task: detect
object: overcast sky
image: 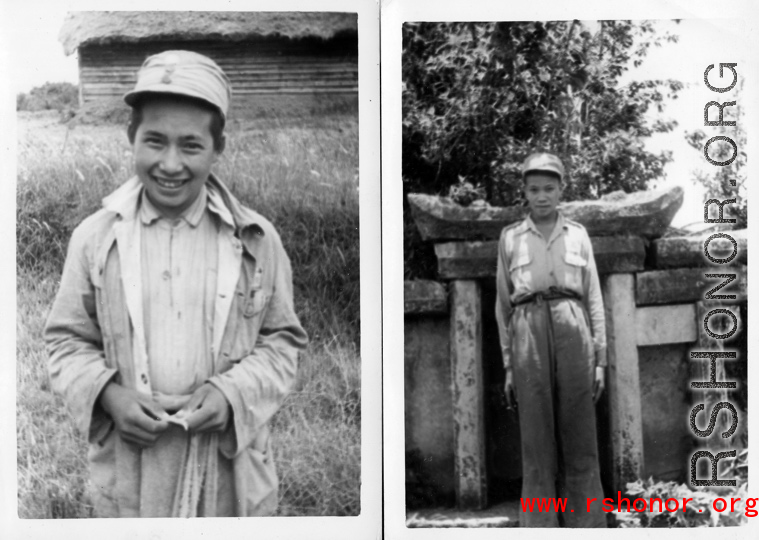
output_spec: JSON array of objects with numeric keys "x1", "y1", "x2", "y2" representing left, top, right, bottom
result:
[
  {"x1": 7, "y1": 8, "x2": 78, "y2": 93},
  {"x1": 619, "y1": 18, "x2": 749, "y2": 228},
  {"x1": 3, "y1": 10, "x2": 752, "y2": 226}
]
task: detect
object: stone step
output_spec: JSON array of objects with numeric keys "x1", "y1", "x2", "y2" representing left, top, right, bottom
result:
[{"x1": 406, "y1": 501, "x2": 520, "y2": 528}]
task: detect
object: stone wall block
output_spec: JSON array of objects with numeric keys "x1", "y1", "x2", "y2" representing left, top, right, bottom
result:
[
  {"x1": 405, "y1": 280, "x2": 449, "y2": 315},
  {"x1": 653, "y1": 230, "x2": 747, "y2": 269},
  {"x1": 636, "y1": 266, "x2": 747, "y2": 306}
]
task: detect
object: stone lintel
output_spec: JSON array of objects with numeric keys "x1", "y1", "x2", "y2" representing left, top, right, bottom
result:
[
  {"x1": 408, "y1": 186, "x2": 683, "y2": 241},
  {"x1": 434, "y1": 237, "x2": 644, "y2": 279},
  {"x1": 636, "y1": 266, "x2": 747, "y2": 306},
  {"x1": 404, "y1": 280, "x2": 448, "y2": 315},
  {"x1": 450, "y1": 280, "x2": 487, "y2": 510},
  {"x1": 590, "y1": 236, "x2": 645, "y2": 275},
  {"x1": 435, "y1": 242, "x2": 498, "y2": 280}
]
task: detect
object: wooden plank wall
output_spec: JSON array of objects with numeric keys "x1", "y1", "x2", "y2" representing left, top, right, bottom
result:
[{"x1": 78, "y1": 37, "x2": 358, "y2": 103}]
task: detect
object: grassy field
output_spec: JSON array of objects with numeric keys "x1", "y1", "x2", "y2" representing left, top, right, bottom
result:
[{"x1": 16, "y1": 110, "x2": 361, "y2": 517}]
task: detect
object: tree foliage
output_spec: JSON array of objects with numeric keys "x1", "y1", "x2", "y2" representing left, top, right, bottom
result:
[
  {"x1": 685, "y1": 79, "x2": 746, "y2": 229},
  {"x1": 402, "y1": 21, "x2": 682, "y2": 207}
]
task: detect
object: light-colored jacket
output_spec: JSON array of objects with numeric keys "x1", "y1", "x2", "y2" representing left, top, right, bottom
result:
[{"x1": 44, "y1": 174, "x2": 308, "y2": 517}]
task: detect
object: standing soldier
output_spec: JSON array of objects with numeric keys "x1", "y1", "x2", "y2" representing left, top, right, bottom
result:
[
  {"x1": 495, "y1": 152, "x2": 607, "y2": 527},
  {"x1": 45, "y1": 50, "x2": 308, "y2": 517}
]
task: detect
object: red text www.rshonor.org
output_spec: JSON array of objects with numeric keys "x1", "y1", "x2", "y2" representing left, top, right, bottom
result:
[{"x1": 520, "y1": 493, "x2": 759, "y2": 517}]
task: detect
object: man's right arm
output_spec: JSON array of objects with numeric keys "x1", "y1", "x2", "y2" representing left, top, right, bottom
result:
[
  {"x1": 495, "y1": 228, "x2": 514, "y2": 369},
  {"x1": 495, "y1": 228, "x2": 517, "y2": 407},
  {"x1": 44, "y1": 223, "x2": 119, "y2": 442}
]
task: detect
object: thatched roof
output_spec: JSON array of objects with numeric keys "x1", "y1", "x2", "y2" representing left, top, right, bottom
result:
[{"x1": 59, "y1": 11, "x2": 358, "y2": 55}]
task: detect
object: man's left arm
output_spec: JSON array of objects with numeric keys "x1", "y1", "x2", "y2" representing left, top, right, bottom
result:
[
  {"x1": 205, "y1": 230, "x2": 308, "y2": 457},
  {"x1": 581, "y1": 231, "x2": 607, "y2": 368},
  {"x1": 580, "y1": 231, "x2": 607, "y2": 401}
]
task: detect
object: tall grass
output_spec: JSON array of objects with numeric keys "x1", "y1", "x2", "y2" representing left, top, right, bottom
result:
[{"x1": 16, "y1": 112, "x2": 361, "y2": 517}]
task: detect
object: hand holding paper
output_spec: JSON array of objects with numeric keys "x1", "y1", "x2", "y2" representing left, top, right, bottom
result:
[{"x1": 179, "y1": 383, "x2": 232, "y2": 433}]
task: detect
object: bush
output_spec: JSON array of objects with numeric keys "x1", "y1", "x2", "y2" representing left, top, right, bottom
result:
[
  {"x1": 17, "y1": 82, "x2": 79, "y2": 113},
  {"x1": 403, "y1": 21, "x2": 681, "y2": 204},
  {"x1": 617, "y1": 450, "x2": 749, "y2": 527}
]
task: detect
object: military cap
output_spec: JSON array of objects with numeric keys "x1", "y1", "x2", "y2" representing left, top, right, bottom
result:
[
  {"x1": 124, "y1": 50, "x2": 232, "y2": 119},
  {"x1": 521, "y1": 152, "x2": 565, "y2": 181}
]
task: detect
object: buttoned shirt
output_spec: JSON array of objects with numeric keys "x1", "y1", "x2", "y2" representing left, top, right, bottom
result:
[
  {"x1": 140, "y1": 186, "x2": 221, "y2": 395},
  {"x1": 136, "y1": 185, "x2": 237, "y2": 515},
  {"x1": 495, "y1": 213, "x2": 607, "y2": 368}
]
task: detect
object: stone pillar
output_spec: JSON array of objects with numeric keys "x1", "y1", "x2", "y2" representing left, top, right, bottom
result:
[
  {"x1": 449, "y1": 279, "x2": 487, "y2": 509},
  {"x1": 603, "y1": 274, "x2": 645, "y2": 490}
]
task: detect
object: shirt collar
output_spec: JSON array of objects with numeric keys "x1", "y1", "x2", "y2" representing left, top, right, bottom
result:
[
  {"x1": 103, "y1": 175, "x2": 263, "y2": 235},
  {"x1": 521, "y1": 212, "x2": 568, "y2": 236},
  {"x1": 206, "y1": 182, "x2": 235, "y2": 229},
  {"x1": 139, "y1": 185, "x2": 209, "y2": 227}
]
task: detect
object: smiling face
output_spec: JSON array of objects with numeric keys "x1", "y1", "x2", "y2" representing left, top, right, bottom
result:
[
  {"x1": 132, "y1": 97, "x2": 223, "y2": 219},
  {"x1": 524, "y1": 172, "x2": 563, "y2": 223}
]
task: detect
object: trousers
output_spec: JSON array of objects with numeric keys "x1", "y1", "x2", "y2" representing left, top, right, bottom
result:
[{"x1": 510, "y1": 297, "x2": 606, "y2": 527}]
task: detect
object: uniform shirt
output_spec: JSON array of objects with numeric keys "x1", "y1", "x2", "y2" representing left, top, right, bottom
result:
[{"x1": 495, "y1": 212, "x2": 607, "y2": 368}]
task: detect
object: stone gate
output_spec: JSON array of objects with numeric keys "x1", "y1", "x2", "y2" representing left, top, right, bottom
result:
[{"x1": 404, "y1": 186, "x2": 747, "y2": 510}]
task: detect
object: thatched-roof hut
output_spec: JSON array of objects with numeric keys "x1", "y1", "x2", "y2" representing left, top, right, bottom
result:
[{"x1": 59, "y1": 11, "x2": 358, "y2": 118}]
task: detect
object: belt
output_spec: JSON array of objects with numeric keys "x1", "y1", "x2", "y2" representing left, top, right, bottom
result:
[{"x1": 513, "y1": 286, "x2": 582, "y2": 306}]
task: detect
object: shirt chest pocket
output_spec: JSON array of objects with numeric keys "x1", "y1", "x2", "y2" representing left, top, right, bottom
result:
[
  {"x1": 509, "y1": 252, "x2": 532, "y2": 273},
  {"x1": 243, "y1": 286, "x2": 269, "y2": 319},
  {"x1": 562, "y1": 248, "x2": 587, "y2": 290},
  {"x1": 225, "y1": 285, "x2": 271, "y2": 363},
  {"x1": 508, "y1": 251, "x2": 532, "y2": 290},
  {"x1": 564, "y1": 251, "x2": 587, "y2": 268}
]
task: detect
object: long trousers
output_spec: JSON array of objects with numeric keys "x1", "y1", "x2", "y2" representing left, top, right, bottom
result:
[{"x1": 510, "y1": 297, "x2": 606, "y2": 528}]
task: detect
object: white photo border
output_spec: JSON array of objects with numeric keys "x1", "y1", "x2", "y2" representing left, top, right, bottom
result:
[
  {"x1": 1, "y1": 0, "x2": 381, "y2": 538},
  {"x1": 382, "y1": 1, "x2": 758, "y2": 539}
]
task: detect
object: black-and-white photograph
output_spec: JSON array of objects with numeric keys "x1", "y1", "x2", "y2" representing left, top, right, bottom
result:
[
  {"x1": 5, "y1": 0, "x2": 758, "y2": 538},
  {"x1": 394, "y1": 15, "x2": 750, "y2": 530},
  {"x1": 6, "y1": 3, "x2": 380, "y2": 533}
]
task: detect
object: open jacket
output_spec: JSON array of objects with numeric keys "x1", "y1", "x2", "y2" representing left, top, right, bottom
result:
[{"x1": 44, "y1": 174, "x2": 308, "y2": 517}]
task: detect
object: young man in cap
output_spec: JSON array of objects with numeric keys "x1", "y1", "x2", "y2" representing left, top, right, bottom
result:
[
  {"x1": 45, "y1": 50, "x2": 308, "y2": 517},
  {"x1": 495, "y1": 152, "x2": 607, "y2": 527}
]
